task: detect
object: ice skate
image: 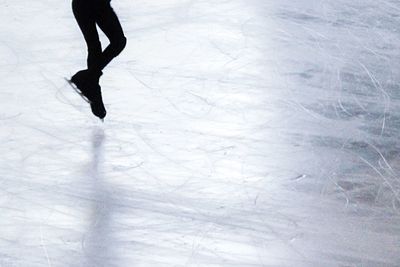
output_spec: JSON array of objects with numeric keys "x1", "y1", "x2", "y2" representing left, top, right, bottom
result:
[
  {"x1": 66, "y1": 74, "x2": 106, "y2": 120},
  {"x1": 65, "y1": 77, "x2": 91, "y2": 103},
  {"x1": 70, "y1": 69, "x2": 102, "y2": 103},
  {"x1": 89, "y1": 84, "x2": 107, "y2": 120}
]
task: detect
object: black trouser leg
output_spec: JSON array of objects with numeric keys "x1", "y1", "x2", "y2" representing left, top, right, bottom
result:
[
  {"x1": 95, "y1": 1, "x2": 127, "y2": 71},
  {"x1": 72, "y1": 0, "x2": 126, "y2": 73},
  {"x1": 72, "y1": 0, "x2": 102, "y2": 71}
]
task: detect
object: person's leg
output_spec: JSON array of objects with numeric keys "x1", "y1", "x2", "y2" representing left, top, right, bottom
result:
[
  {"x1": 72, "y1": 0, "x2": 102, "y2": 70},
  {"x1": 92, "y1": 0, "x2": 127, "y2": 72},
  {"x1": 70, "y1": 0, "x2": 123, "y2": 120}
]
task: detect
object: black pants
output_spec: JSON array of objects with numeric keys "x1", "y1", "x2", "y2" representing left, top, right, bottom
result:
[{"x1": 72, "y1": 0, "x2": 127, "y2": 73}]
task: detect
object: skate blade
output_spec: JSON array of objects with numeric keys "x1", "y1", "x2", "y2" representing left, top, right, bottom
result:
[{"x1": 64, "y1": 77, "x2": 91, "y2": 104}]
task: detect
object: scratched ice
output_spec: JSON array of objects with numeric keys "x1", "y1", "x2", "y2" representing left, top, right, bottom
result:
[{"x1": 0, "y1": 0, "x2": 400, "y2": 266}]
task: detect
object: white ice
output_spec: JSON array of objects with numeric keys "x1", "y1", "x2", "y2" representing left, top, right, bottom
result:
[{"x1": 1, "y1": 0, "x2": 400, "y2": 266}]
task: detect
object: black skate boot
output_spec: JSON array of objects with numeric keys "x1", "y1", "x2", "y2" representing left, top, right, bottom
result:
[
  {"x1": 70, "y1": 69, "x2": 103, "y2": 103},
  {"x1": 90, "y1": 84, "x2": 107, "y2": 120}
]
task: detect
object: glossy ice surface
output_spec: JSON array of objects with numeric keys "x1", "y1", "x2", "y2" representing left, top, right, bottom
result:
[{"x1": 1, "y1": 0, "x2": 400, "y2": 266}]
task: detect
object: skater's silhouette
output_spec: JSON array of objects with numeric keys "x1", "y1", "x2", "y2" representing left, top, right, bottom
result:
[{"x1": 70, "y1": 0, "x2": 127, "y2": 120}]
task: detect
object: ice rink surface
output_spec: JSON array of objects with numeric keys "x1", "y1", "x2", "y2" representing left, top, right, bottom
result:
[{"x1": 1, "y1": 0, "x2": 400, "y2": 266}]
